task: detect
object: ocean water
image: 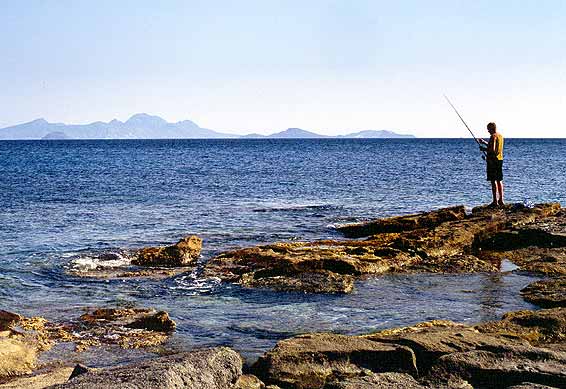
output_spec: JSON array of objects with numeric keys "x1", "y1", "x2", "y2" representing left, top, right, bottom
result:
[{"x1": 0, "y1": 138, "x2": 564, "y2": 363}]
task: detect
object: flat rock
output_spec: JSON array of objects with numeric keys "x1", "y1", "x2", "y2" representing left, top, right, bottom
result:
[
  {"x1": 428, "y1": 344, "x2": 566, "y2": 389},
  {"x1": 323, "y1": 372, "x2": 425, "y2": 388},
  {"x1": 133, "y1": 235, "x2": 202, "y2": 267},
  {"x1": 49, "y1": 348, "x2": 242, "y2": 389},
  {"x1": 336, "y1": 206, "x2": 467, "y2": 238},
  {"x1": 0, "y1": 367, "x2": 74, "y2": 389},
  {"x1": 251, "y1": 333, "x2": 417, "y2": 389},
  {"x1": 79, "y1": 308, "x2": 176, "y2": 332},
  {"x1": 521, "y1": 278, "x2": 566, "y2": 308},
  {"x1": 0, "y1": 338, "x2": 37, "y2": 380},
  {"x1": 506, "y1": 383, "x2": 561, "y2": 389},
  {"x1": 366, "y1": 320, "x2": 528, "y2": 373},
  {"x1": 240, "y1": 270, "x2": 354, "y2": 294},
  {"x1": 476, "y1": 308, "x2": 566, "y2": 346}
]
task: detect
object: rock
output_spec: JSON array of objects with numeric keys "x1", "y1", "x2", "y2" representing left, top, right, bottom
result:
[
  {"x1": 236, "y1": 374, "x2": 265, "y2": 389},
  {"x1": 133, "y1": 235, "x2": 202, "y2": 267},
  {"x1": 68, "y1": 364, "x2": 90, "y2": 380},
  {"x1": 0, "y1": 338, "x2": 36, "y2": 379},
  {"x1": 204, "y1": 204, "x2": 563, "y2": 293},
  {"x1": 428, "y1": 344, "x2": 566, "y2": 389},
  {"x1": 366, "y1": 320, "x2": 528, "y2": 373},
  {"x1": 50, "y1": 348, "x2": 242, "y2": 389},
  {"x1": 0, "y1": 366, "x2": 74, "y2": 389},
  {"x1": 476, "y1": 308, "x2": 566, "y2": 346},
  {"x1": 323, "y1": 372, "x2": 425, "y2": 388},
  {"x1": 79, "y1": 308, "x2": 176, "y2": 332},
  {"x1": 506, "y1": 384, "x2": 561, "y2": 389},
  {"x1": 521, "y1": 278, "x2": 566, "y2": 308},
  {"x1": 251, "y1": 333, "x2": 417, "y2": 389},
  {"x1": 0, "y1": 311, "x2": 22, "y2": 332},
  {"x1": 336, "y1": 206, "x2": 467, "y2": 238},
  {"x1": 240, "y1": 270, "x2": 355, "y2": 294}
]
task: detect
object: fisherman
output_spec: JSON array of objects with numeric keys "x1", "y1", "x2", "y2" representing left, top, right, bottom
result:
[{"x1": 478, "y1": 122, "x2": 504, "y2": 207}]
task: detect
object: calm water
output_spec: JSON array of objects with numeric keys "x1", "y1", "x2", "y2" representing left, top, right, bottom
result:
[{"x1": 0, "y1": 138, "x2": 564, "y2": 363}]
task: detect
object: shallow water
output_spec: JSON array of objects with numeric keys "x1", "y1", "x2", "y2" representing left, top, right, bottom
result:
[{"x1": 1, "y1": 138, "x2": 564, "y2": 363}]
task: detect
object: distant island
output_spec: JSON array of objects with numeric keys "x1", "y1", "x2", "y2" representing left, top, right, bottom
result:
[{"x1": 0, "y1": 114, "x2": 415, "y2": 140}]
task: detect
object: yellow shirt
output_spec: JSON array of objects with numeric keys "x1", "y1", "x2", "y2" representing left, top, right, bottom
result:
[{"x1": 488, "y1": 133, "x2": 504, "y2": 160}]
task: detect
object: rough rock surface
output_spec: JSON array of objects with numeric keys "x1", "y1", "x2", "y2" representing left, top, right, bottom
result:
[
  {"x1": 0, "y1": 338, "x2": 37, "y2": 380},
  {"x1": 521, "y1": 278, "x2": 566, "y2": 308},
  {"x1": 251, "y1": 333, "x2": 417, "y2": 389},
  {"x1": 204, "y1": 203, "x2": 561, "y2": 293},
  {"x1": 0, "y1": 367, "x2": 74, "y2": 389},
  {"x1": 366, "y1": 320, "x2": 529, "y2": 373},
  {"x1": 428, "y1": 344, "x2": 566, "y2": 389},
  {"x1": 50, "y1": 348, "x2": 242, "y2": 389},
  {"x1": 236, "y1": 374, "x2": 265, "y2": 389},
  {"x1": 323, "y1": 372, "x2": 425, "y2": 388},
  {"x1": 133, "y1": 235, "x2": 202, "y2": 267}
]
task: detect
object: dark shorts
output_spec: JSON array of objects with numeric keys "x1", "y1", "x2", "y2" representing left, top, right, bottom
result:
[{"x1": 487, "y1": 159, "x2": 503, "y2": 181}]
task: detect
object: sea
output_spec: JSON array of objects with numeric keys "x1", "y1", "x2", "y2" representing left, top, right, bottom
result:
[{"x1": 1, "y1": 138, "x2": 564, "y2": 364}]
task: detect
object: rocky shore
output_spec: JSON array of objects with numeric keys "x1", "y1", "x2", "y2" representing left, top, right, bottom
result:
[{"x1": 1, "y1": 203, "x2": 564, "y2": 388}]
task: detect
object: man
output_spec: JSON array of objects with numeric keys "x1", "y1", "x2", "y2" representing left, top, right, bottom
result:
[{"x1": 479, "y1": 122, "x2": 504, "y2": 207}]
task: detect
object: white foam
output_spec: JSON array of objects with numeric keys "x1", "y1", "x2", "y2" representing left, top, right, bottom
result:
[{"x1": 69, "y1": 253, "x2": 131, "y2": 272}]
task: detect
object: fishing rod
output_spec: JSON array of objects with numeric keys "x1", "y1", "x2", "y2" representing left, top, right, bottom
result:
[{"x1": 443, "y1": 95, "x2": 487, "y2": 160}]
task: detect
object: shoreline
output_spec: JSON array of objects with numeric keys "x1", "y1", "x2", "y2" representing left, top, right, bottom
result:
[{"x1": 1, "y1": 202, "x2": 564, "y2": 388}]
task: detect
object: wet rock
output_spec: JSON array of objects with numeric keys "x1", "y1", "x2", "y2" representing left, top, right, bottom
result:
[
  {"x1": 506, "y1": 383, "x2": 561, "y2": 389},
  {"x1": 50, "y1": 348, "x2": 242, "y2": 389},
  {"x1": 366, "y1": 320, "x2": 528, "y2": 373},
  {"x1": 336, "y1": 206, "x2": 467, "y2": 238},
  {"x1": 251, "y1": 333, "x2": 417, "y2": 389},
  {"x1": 476, "y1": 308, "x2": 566, "y2": 346},
  {"x1": 323, "y1": 372, "x2": 425, "y2": 388},
  {"x1": 521, "y1": 278, "x2": 566, "y2": 308},
  {"x1": 428, "y1": 344, "x2": 566, "y2": 389},
  {"x1": 133, "y1": 235, "x2": 202, "y2": 267},
  {"x1": 79, "y1": 308, "x2": 175, "y2": 332},
  {"x1": 0, "y1": 338, "x2": 36, "y2": 379},
  {"x1": 0, "y1": 366, "x2": 74, "y2": 388}
]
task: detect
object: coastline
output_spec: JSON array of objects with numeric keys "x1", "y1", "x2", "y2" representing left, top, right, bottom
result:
[{"x1": 1, "y1": 202, "x2": 565, "y2": 388}]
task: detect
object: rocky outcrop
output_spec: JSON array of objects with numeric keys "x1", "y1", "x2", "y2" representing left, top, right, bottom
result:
[
  {"x1": 323, "y1": 372, "x2": 426, "y2": 389},
  {"x1": 0, "y1": 338, "x2": 37, "y2": 380},
  {"x1": 203, "y1": 203, "x2": 562, "y2": 293},
  {"x1": 133, "y1": 235, "x2": 202, "y2": 267},
  {"x1": 521, "y1": 278, "x2": 566, "y2": 308},
  {"x1": 251, "y1": 333, "x2": 417, "y2": 389},
  {"x1": 0, "y1": 367, "x2": 74, "y2": 388},
  {"x1": 50, "y1": 348, "x2": 242, "y2": 389},
  {"x1": 428, "y1": 344, "x2": 566, "y2": 389}
]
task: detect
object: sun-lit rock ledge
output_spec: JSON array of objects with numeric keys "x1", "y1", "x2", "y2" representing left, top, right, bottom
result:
[{"x1": 203, "y1": 203, "x2": 564, "y2": 294}]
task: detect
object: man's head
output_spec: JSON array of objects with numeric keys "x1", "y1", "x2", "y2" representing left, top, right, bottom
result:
[{"x1": 487, "y1": 122, "x2": 497, "y2": 134}]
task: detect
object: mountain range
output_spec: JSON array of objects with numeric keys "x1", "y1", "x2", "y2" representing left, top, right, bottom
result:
[{"x1": 0, "y1": 114, "x2": 415, "y2": 140}]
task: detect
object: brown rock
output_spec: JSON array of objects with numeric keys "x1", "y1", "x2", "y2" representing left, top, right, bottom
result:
[
  {"x1": 0, "y1": 338, "x2": 36, "y2": 379},
  {"x1": 236, "y1": 374, "x2": 265, "y2": 389},
  {"x1": 240, "y1": 270, "x2": 354, "y2": 294},
  {"x1": 0, "y1": 366, "x2": 74, "y2": 389},
  {"x1": 366, "y1": 320, "x2": 528, "y2": 373},
  {"x1": 476, "y1": 308, "x2": 566, "y2": 346},
  {"x1": 0, "y1": 311, "x2": 22, "y2": 332},
  {"x1": 428, "y1": 344, "x2": 566, "y2": 389},
  {"x1": 252, "y1": 333, "x2": 417, "y2": 389},
  {"x1": 49, "y1": 348, "x2": 242, "y2": 389},
  {"x1": 336, "y1": 206, "x2": 467, "y2": 238},
  {"x1": 133, "y1": 235, "x2": 202, "y2": 267},
  {"x1": 323, "y1": 372, "x2": 425, "y2": 388},
  {"x1": 80, "y1": 308, "x2": 176, "y2": 332},
  {"x1": 521, "y1": 278, "x2": 566, "y2": 308}
]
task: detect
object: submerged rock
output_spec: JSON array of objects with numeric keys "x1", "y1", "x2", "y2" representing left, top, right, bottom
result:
[
  {"x1": 50, "y1": 348, "x2": 242, "y2": 389},
  {"x1": 204, "y1": 203, "x2": 562, "y2": 293},
  {"x1": 133, "y1": 235, "x2": 202, "y2": 267},
  {"x1": 251, "y1": 333, "x2": 417, "y2": 389},
  {"x1": 521, "y1": 278, "x2": 566, "y2": 308}
]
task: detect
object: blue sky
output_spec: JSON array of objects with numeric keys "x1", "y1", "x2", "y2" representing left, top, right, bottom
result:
[{"x1": 1, "y1": 0, "x2": 564, "y2": 137}]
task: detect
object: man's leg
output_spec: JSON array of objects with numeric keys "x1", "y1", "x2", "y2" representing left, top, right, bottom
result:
[
  {"x1": 497, "y1": 181, "x2": 504, "y2": 205},
  {"x1": 491, "y1": 180, "x2": 498, "y2": 205}
]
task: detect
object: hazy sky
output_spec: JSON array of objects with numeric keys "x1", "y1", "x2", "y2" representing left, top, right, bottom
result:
[{"x1": 1, "y1": 0, "x2": 564, "y2": 137}]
